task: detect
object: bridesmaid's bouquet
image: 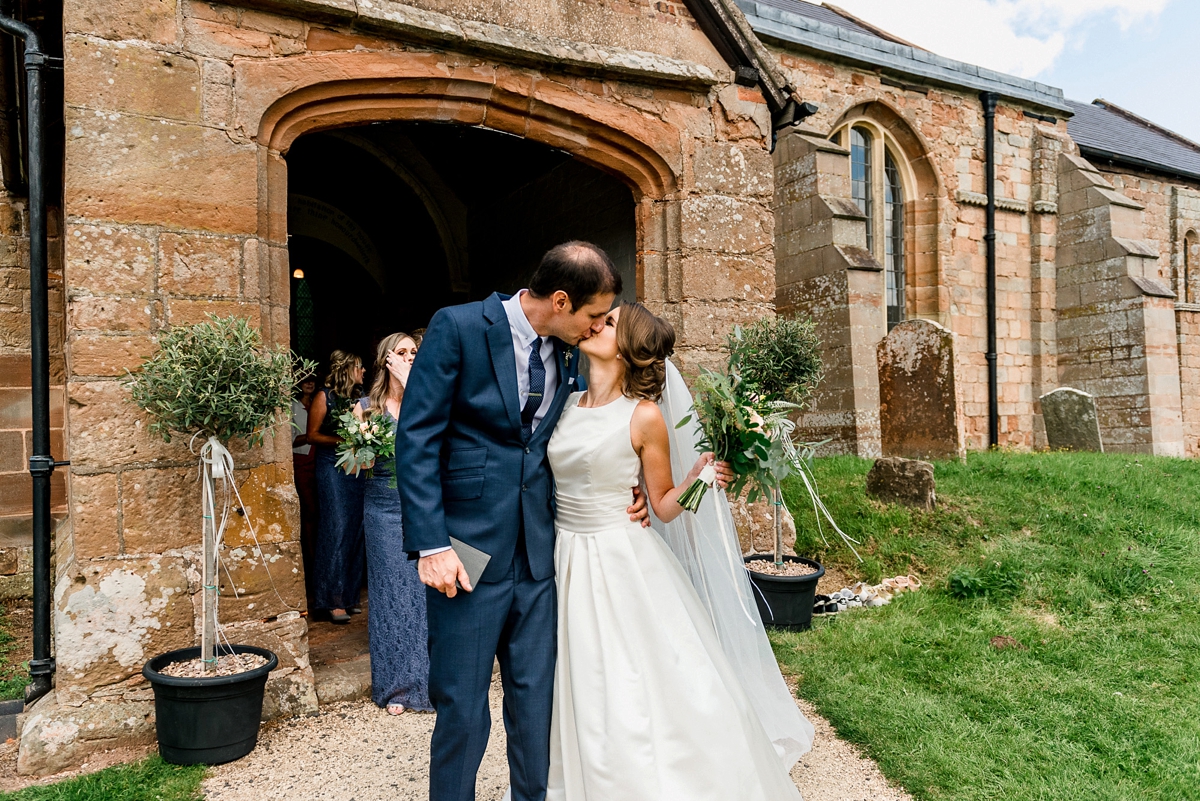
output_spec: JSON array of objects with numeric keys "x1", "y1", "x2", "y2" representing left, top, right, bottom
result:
[
  {"x1": 335, "y1": 409, "x2": 395, "y2": 478},
  {"x1": 676, "y1": 316, "x2": 823, "y2": 511}
]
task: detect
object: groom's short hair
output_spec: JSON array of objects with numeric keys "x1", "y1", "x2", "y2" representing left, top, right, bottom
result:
[{"x1": 529, "y1": 241, "x2": 622, "y2": 310}]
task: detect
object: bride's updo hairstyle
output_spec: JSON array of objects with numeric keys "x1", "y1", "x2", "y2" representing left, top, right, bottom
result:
[{"x1": 616, "y1": 302, "x2": 675, "y2": 402}]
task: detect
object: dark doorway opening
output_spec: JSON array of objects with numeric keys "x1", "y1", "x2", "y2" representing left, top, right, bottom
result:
[
  {"x1": 287, "y1": 122, "x2": 637, "y2": 368},
  {"x1": 285, "y1": 122, "x2": 637, "y2": 684}
]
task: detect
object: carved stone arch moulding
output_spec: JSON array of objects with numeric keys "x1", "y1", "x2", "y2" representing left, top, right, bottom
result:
[
  {"x1": 253, "y1": 65, "x2": 681, "y2": 203},
  {"x1": 247, "y1": 54, "x2": 685, "y2": 306},
  {"x1": 831, "y1": 98, "x2": 943, "y2": 201}
]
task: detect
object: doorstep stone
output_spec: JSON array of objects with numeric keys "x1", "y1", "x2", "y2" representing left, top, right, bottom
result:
[{"x1": 312, "y1": 654, "x2": 371, "y2": 705}]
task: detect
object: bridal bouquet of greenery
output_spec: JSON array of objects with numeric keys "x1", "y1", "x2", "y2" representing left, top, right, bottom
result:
[
  {"x1": 335, "y1": 409, "x2": 395, "y2": 478},
  {"x1": 676, "y1": 316, "x2": 823, "y2": 510}
]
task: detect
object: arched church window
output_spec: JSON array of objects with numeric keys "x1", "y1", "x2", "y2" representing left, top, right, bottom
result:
[
  {"x1": 850, "y1": 127, "x2": 873, "y2": 252},
  {"x1": 885, "y1": 152, "x2": 905, "y2": 329},
  {"x1": 834, "y1": 119, "x2": 913, "y2": 329}
]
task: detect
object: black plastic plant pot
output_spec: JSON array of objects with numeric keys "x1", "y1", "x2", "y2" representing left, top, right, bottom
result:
[
  {"x1": 143, "y1": 644, "x2": 277, "y2": 765},
  {"x1": 744, "y1": 555, "x2": 825, "y2": 631}
]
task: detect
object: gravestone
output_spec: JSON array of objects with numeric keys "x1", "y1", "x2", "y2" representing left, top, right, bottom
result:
[
  {"x1": 877, "y1": 319, "x2": 965, "y2": 460},
  {"x1": 866, "y1": 457, "x2": 936, "y2": 511},
  {"x1": 1040, "y1": 387, "x2": 1103, "y2": 452}
]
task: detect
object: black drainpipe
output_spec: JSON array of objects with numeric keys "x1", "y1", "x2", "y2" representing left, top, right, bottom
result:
[
  {"x1": 0, "y1": 12, "x2": 62, "y2": 707},
  {"x1": 981, "y1": 91, "x2": 999, "y2": 449}
]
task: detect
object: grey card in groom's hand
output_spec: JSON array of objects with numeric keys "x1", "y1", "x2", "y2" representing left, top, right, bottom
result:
[{"x1": 449, "y1": 537, "x2": 491, "y2": 590}]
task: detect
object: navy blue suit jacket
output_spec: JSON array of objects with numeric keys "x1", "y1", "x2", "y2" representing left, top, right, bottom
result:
[{"x1": 397, "y1": 293, "x2": 579, "y2": 584}]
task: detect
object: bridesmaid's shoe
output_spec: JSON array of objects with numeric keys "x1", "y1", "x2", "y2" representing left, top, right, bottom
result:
[
  {"x1": 386, "y1": 703, "x2": 405, "y2": 716},
  {"x1": 349, "y1": 607, "x2": 363, "y2": 615},
  {"x1": 330, "y1": 609, "x2": 351, "y2": 624}
]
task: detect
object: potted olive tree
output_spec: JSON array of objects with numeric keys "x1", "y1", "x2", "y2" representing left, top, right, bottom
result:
[
  {"x1": 678, "y1": 316, "x2": 855, "y2": 630},
  {"x1": 127, "y1": 314, "x2": 314, "y2": 765}
]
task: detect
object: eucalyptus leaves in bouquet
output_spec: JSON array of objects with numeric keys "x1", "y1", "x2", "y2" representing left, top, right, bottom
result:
[{"x1": 127, "y1": 314, "x2": 316, "y2": 446}]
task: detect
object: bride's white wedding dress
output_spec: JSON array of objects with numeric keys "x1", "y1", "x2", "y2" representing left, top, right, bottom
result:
[{"x1": 544, "y1": 393, "x2": 803, "y2": 800}]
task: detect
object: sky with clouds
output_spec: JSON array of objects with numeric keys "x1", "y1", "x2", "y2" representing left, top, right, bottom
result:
[{"x1": 822, "y1": 0, "x2": 1200, "y2": 142}]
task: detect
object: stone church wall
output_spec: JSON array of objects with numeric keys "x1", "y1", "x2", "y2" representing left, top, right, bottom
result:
[
  {"x1": 20, "y1": 0, "x2": 778, "y2": 774},
  {"x1": 766, "y1": 47, "x2": 1068, "y2": 454}
]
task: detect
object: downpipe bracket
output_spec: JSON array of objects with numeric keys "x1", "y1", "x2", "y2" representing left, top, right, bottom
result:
[
  {"x1": 22, "y1": 51, "x2": 61, "y2": 70},
  {"x1": 27, "y1": 455, "x2": 68, "y2": 477}
]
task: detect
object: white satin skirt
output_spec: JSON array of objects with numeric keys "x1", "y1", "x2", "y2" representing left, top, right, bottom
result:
[{"x1": 547, "y1": 519, "x2": 802, "y2": 801}]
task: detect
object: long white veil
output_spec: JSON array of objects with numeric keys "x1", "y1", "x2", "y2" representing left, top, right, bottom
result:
[{"x1": 653, "y1": 360, "x2": 815, "y2": 769}]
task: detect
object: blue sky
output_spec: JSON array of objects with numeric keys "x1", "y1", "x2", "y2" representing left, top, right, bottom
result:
[
  {"x1": 1037, "y1": 2, "x2": 1199, "y2": 141},
  {"x1": 821, "y1": 0, "x2": 1200, "y2": 142}
]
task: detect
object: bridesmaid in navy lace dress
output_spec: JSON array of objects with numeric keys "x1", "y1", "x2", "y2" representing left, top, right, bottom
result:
[
  {"x1": 359, "y1": 332, "x2": 432, "y2": 714},
  {"x1": 307, "y1": 351, "x2": 366, "y2": 624}
]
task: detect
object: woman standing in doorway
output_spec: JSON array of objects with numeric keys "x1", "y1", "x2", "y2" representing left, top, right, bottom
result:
[
  {"x1": 359, "y1": 332, "x2": 432, "y2": 714},
  {"x1": 307, "y1": 350, "x2": 366, "y2": 625}
]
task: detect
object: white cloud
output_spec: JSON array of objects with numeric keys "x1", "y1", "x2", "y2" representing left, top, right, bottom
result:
[{"x1": 825, "y1": 0, "x2": 1170, "y2": 78}]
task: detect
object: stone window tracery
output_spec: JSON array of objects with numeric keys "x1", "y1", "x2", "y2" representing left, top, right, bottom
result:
[{"x1": 885, "y1": 152, "x2": 905, "y2": 330}]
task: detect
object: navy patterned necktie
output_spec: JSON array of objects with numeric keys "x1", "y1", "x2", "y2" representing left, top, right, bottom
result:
[{"x1": 521, "y1": 337, "x2": 545, "y2": 439}]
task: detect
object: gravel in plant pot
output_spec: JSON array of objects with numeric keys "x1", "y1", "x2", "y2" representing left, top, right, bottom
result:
[{"x1": 127, "y1": 314, "x2": 314, "y2": 763}]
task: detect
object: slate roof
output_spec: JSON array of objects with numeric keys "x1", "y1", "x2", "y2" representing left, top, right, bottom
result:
[
  {"x1": 1066, "y1": 99, "x2": 1200, "y2": 183},
  {"x1": 750, "y1": 0, "x2": 876, "y2": 38},
  {"x1": 736, "y1": 0, "x2": 1071, "y2": 114}
]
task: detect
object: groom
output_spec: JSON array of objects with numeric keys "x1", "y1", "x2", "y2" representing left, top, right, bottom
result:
[{"x1": 397, "y1": 241, "x2": 646, "y2": 801}]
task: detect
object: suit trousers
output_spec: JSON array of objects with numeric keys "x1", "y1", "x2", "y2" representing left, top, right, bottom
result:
[{"x1": 426, "y1": 540, "x2": 557, "y2": 801}]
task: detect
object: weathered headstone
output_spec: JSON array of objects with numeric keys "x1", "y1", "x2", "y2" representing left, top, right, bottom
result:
[
  {"x1": 866, "y1": 457, "x2": 936, "y2": 511},
  {"x1": 1040, "y1": 387, "x2": 1103, "y2": 452},
  {"x1": 878, "y1": 319, "x2": 965, "y2": 460}
]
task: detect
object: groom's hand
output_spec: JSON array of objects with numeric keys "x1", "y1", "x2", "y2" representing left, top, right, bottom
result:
[
  {"x1": 419, "y1": 550, "x2": 472, "y2": 597},
  {"x1": 627, "y1": 486, "x2": 651, "y2": 528}
]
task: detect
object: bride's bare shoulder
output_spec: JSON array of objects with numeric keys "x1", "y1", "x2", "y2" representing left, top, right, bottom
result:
[{"x1": 630, "y1": 399, "x2": 668, "y2": 445}]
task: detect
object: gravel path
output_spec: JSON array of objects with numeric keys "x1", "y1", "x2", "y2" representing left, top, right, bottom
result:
[{"x1": 203, "y1": 676, "x2": 912, "y2": 801}]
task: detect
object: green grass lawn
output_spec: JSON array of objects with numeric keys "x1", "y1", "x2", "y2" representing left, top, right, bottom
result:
[
  {"x1": 0, "y1": 605, "x2": 30, "y2": 702},
  {"x1": 773, "y1": 450, "x2": 1200, "y2": 801},
  {"x1": 0, "y1": 756, "x2": 204, "y2": 801}
]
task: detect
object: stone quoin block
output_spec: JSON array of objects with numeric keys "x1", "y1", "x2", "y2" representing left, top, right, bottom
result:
[
  {"x1": 157, "y1": 233, "x2": 244, "y2": 298},
  {"x1": 68, "y1": 333, "x2": 158, "y2": 378},
  {"x1": 65, "y1": 381, "x2": 177, "y2": 469},
  {"x1": 65, "y1": 109, "x2": 259, "y2": 235},
  {"x1": 53, "y1": 556, "x2": 195, "y2": 705},
  {"x1": 64, "y1": 224, "x2": 156, "y2": 296},
  {"x1": 64, "y1": 0, "x2": 179, "y2": 44},
  {"x1": 68, "y1": 471, "x2": 120, "y2": 561},
  {"x1": 65, "y1": 36, "x2": 201, "y2": 122},
  {"x1": 119, "y1": 466, "x2": 203, "y2": 556}
]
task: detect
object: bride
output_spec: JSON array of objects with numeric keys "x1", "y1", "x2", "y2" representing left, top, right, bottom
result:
[{"x1": 543, "y1": 302, "x2": 814, "y2": 800}]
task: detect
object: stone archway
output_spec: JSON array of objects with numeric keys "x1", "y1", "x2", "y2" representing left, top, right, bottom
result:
[{"x1": 236, "y1": 53, "x2": 688, "y2": 341}]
